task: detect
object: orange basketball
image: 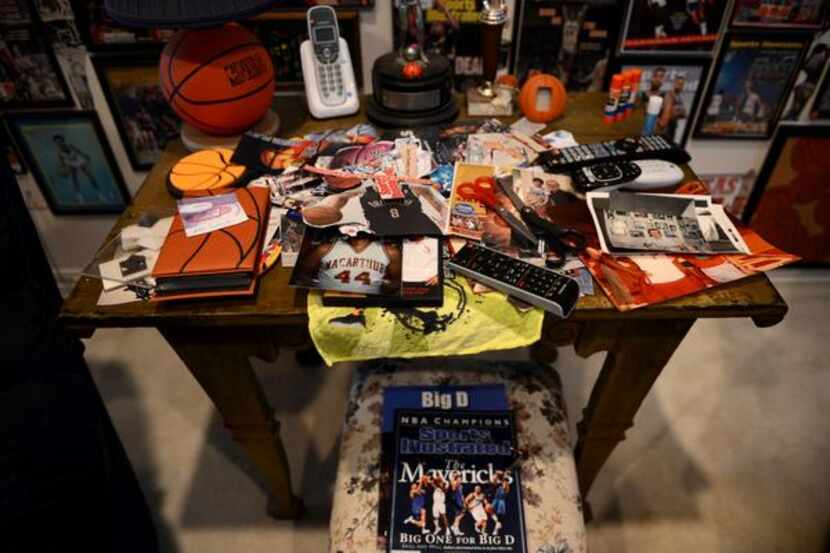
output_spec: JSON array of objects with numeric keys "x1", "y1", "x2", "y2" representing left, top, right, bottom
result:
[{"x1": 160, "y1": 23, "x2": 275, "y2": 136}]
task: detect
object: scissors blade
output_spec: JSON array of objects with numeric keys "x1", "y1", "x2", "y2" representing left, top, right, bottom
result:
[
  {"x1": 494, "y1": 205, "x2": 539, "y2": 247},
  {"x1": 496, "y1": 175, "x2": 528, "y2": 212}
]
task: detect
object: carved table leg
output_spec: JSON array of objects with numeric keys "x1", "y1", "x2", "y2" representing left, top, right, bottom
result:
[
  {"x1": 159, "y1": 326, "x2": 303, "y2": 519},
  {"x1": 573, "y1": 318, "x2": 694, "y2": 500}
]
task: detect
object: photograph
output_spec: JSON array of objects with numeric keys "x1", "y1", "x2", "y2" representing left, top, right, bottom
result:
[
  {"x1": 742, "y1": 124, "x2": 830, "y2": 263},
  {"x1": 0, "y1": 25, "x2": 72, "y2": 108},
  {"x1": 92, "y1": 54, "x2": 181, "y2": 170},
  {"x1": 811, "y1": 68, "x2": 830, "y2": 119},
  {"x1": 0, "y1": 0, "x2": 31, "y2": 25},
  {"x1": 619, "y1": 0, "x2": 729, "y2": 56},
  {"x1": 54, "y1": 45, "x2": 94, "y2": 109},
  {"x1": 512, "y1": 1, "x2": 620, "y2": 91},
  {"x1": 700, "y1": 170, "x2": 756, "y2": 219},
  {"x1": 730, "y1": 0, "x2": 828, "y2": 29},
  {"x1": 782, "y1": 29, "x2": 830, "y2": 120},
  {"x1": 73, "y1": 0, "x2": 176, "y2": 52},
  {"x1": 619, "y1": 59, "x2": 709, "y2": 146},
  {"x1": 33, "y1": 0, "x2": 75, "y2": 21},
  {"x1": 695, "y1": 33, "x2": 809, "y2": 139},
  {"x1": 289, "y1": 229, "x2": 402, "y2": 295},
  {"x1": 6, "y1": 110, "x2": 130, "y2": 214}
]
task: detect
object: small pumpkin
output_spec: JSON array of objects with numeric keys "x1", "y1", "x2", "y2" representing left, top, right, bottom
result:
[{"x1": 518, "y1": 73, "x2": 567, "y2": 123}]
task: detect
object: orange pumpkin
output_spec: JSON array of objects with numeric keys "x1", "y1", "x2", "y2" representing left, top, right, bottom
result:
[{"x1": 518, "y1": 74, "x2": 567, "y2": 123}]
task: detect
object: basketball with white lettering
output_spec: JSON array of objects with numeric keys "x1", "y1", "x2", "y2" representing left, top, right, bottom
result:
[{"x1": 160, "y1": 23, "x2": 275, "y2": 136}]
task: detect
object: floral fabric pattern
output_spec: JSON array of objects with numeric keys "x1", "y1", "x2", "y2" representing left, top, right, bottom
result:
[{"x1": 329, "y1": 360, "x2": 586, "y2": 553}]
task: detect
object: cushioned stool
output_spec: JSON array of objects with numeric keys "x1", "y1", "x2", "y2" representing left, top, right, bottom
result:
[{"x1": 329, "y1": 360, "x2": 587, "y2": 553}]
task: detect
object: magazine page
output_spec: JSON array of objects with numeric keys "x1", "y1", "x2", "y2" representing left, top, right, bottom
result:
[
  {"x1": 587, "y1": 191, "x2": 750, "y2": 255},
  {"x1": 389, "y1": 409, "x2": 527, "y2": 553}
]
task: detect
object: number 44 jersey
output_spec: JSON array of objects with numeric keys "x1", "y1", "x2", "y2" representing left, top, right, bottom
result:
[{"x1": 318, "y1": 238, "x2": 392, "y2": 294}]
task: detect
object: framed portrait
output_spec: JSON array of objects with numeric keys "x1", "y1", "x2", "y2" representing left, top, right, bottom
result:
[
  {"x1": 694, "y1": 32, "x2": 809, "y2": 139},
  {"x1": 781, "y1": 28, "x2": 830, "y2": 121},
  {"x1": 615, "y1": 58, "x2": 709, "y2": 147},
  {"x1": 0, "y1": 25, "x2": 73, "y2": 109},
  {"x1": 730, "y1": 0, "x2": 828, "y2": 30},
  {"x1": 512, "y1": 0, "x2": 620, "y2": 91},
  {"x1": 5, "y1": 111, "x2": 130, "y2": 215},
  {"x1": 619, "y1": 0, "x2": 730, "y2": 56},
  {"x1": 71, "y1": 0, "x2": 176, "y2": 52},
  {"x1": 810, "y1": 63, "x2": 830, "y2": 119},
  {"x1": 92, "y1": 54, "x2": 181, "y2": 171},
  {"x1": 0, "y1": 0, "x2": 31, "y2": 25},
  {"x1": 742, "y1": 124, "x2": 830, "y2": 264},
  {"x1": 33, "y1": 0, "x2": 75, "y2": 21}
]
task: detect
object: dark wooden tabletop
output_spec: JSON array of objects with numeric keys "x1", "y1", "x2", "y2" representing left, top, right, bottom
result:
[{"x1": 59, "y1": 93, "x2": 788, "y2": 332}]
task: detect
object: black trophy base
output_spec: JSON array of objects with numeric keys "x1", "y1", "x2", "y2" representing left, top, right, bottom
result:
[{"x1": 367, "y1": 52, "x2": 459, "y2": 128}]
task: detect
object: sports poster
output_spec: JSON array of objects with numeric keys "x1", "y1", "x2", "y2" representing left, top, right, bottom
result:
[
  {"x1": 620, "y1": 0, "x2": 729, "y2": 55},
  {"x1": 696, "y1": 34, "x2": 808, "y2": 139},
  {"x1": 389, "y1": 409, "x2": 527, "y2": 553}
]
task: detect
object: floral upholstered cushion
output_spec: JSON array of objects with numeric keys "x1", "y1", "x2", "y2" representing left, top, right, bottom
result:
[{"x1": 329, "y1": 360, "x2": 586, "y2": 553}]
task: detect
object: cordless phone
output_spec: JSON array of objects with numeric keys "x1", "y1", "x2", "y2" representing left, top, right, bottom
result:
[{"x1": 300, "y1": 5, "x2": 359, "y2": 118}]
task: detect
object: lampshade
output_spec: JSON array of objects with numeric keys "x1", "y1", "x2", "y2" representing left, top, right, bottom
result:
[{"x1": 104, "y1": 0, "x2": 281, "y2": 28}]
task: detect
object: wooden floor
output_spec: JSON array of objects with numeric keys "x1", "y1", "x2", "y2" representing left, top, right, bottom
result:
[{"x1": 84, "y1": 269, "x2": 830, "y2": 553}]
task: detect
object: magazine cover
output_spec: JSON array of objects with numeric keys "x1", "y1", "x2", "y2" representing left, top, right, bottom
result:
[
  {"x1": 389, "y1": 409, "x2": 527, "y2": 553},
  {"x1": 377, "y1": 386, "x2": 509, "y2": 547}
]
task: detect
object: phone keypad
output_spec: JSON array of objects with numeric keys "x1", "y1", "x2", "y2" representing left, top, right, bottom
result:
[{"x1": 319, "y1": 61, "x2": 344, "y2": 105}]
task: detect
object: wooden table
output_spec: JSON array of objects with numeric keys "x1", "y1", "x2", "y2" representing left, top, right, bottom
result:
[{"x1": 60, "y1": 93, "x2": 788, "y2": 519}]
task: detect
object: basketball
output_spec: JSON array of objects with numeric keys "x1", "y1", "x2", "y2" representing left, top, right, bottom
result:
[
  {"x1": 168, "y1": 148, "x2": 246, "y2": 197},
  {"x1": 160, "y1": 23, "x2": 275, "y2": 136}
]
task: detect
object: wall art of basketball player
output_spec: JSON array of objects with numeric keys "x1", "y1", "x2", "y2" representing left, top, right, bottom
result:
[{"x1": 289, "y1": 229, "x2": 402, "y2": 296}]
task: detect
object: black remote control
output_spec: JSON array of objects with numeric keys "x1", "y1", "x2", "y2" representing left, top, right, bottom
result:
[
  {"x1": 448, "y1": 244, "x2": 580, "y2": 319},
  {"x1": 570, "y1": 161, "x2": 642, "y2": 194},
  {"x1": 539, "y1": 135, "x2": 691, "y2": 173}
]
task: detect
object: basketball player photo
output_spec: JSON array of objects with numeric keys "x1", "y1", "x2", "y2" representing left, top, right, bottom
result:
[
  {"x1": 289, "y1": 229, "x2": 402, "y2": 296},
  {"x1": 302, "y1": 181, "x2": 447, "y2": 236}
]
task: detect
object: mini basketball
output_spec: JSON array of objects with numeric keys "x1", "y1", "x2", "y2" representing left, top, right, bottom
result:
[
  {"x1": 160, "y1": 23, "x2": 275, "y2": 136},
  {"x1": 168, "y1": 148, "x2": 246, "y2": 197}
]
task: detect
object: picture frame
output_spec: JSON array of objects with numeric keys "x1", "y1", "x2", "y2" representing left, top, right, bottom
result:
[
  {"x1": 71, "y1": 0, "x2": 176, "y2": 53},
  {"x1": 694, "y1": 32, "x2": 810, "y2": 139},
  {"x1": 730, "y1": 0, "x2": 828, "y2": 30},
  {"x1": 781, "y1": 28, "x2": 830, "y2": 121},
  {"x1": 618, "y1": 0, "x2": 730, "y2": 57},
  {"x1": 741, "y1": 123, "x2": 830, "y2": 264},
  {"x1": 92, "y1": 53, "x2": 181, "y2": 171},
  {"x1": 810, "y1": 63, "x2": 830, "y2": 119},
  {"x1": 0, "y1": 24, "x2": 73, "y2": 109},
  {"x1": 5, "y1": 110, "x2": 130, "y2": 215},
  {"x1": 614, "y1": 57, "x2": 710, "y2": 147}
]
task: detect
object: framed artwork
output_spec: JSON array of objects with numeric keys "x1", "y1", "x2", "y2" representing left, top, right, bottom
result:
[
  {"x1": 615, "y1": 58, "x2": 709, "y2": 147},
  {"x1": 32, "y1": 0, "x2": 75, "y2": 21},
  {"x1": 730, "y1": 0, "x2": 828, "y2": 29},
  {"x1": 6, "y1": 111, "x2": 130, "y2": 215},
  {"x1": 266, "y1": 0, "x2": 373, "y2": 8},
  {"x1": 92, "y1": 54, "x2": 181, "y2": 171},
  {"x1": 71, "y1": 0, "x2": 176, "y2": 52},
  {"x1": 694, "y1": 32, "x2": 809, "y2": 139},
  {"x1": 742, "y1": 124, "x2": 830, "y2": 264},
  {"x1": 512, "y1": 0, "x2": 620, "y2": 91},
  {"x1": 0, "y1": 25, "x2": 73, "y2": 108},
  {"x1": 0, "y1": 0, "x2": 31, "y2": 25},
  {"x1": 781, "y1": 28, "x2": 830, "y2": 120},
  {"x1": 700, "y1": 170, "x2": 756, "y2": 219},
  {"x1": 619, "y1": 0, "x2": 730, "y2": 56},
  {"x1": 811, "y1": 65, "x2": 830, "y2": 119}
]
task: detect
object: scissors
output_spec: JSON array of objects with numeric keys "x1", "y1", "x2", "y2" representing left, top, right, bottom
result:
[
  {"x1": 495, "y1": 176, "x2": 587, "y2": 267},
  {"x1": 456, "y1": 176, "x2": 539, "y2": 247}
]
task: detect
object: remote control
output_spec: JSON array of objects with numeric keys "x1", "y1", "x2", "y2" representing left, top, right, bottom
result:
[
  {"x1": 570, "y1": 161, "x2": 642, "y2": 194},
  {"x1": 625, "y1": 159, "x2": 685, "y2": 189},
  {"x1": 448, "y1": 243, "x2": 580, "y2": 319},
  {"x1": 539, "y1": 135, "x2": 691, "y2": 173}
]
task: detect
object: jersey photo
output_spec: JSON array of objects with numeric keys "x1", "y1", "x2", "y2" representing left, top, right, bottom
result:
[{"x1": 318, "y1": 239, "x2": 391, "y2": 294}]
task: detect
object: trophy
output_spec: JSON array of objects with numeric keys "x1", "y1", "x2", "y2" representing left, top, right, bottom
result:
[
  {"x1": 366, "y1": 0, "x2": 459, "y2": 127},
  {"x1": 466, "y1": 0, "x2": 513, "y2": 116}
]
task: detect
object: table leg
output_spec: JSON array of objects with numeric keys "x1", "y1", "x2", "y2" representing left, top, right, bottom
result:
[
  {"x1": 573, "y1": 318, "x2": 694, "y2": 499},
  {"x1": 159, "y1": 326, "x2": 303, "y2": 519}
]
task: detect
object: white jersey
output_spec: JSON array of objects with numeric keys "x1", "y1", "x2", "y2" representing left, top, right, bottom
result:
[
  {"x1": 318, "y1": 239, "x2": 390, "y2": 294},
  {"x1": 402, "y1": 237, "x2": 438, "y2": 283},
  {"x1": 432, "y1": 486, "x2": 446, "y2": 517},
  {"x1": 469, "y1": 494, "x2": 486, "y2": 522}
]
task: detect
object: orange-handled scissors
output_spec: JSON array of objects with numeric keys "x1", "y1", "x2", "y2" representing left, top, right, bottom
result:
[{"x1": 456, "y1": 176, "x2": 539, "y2": 246}]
